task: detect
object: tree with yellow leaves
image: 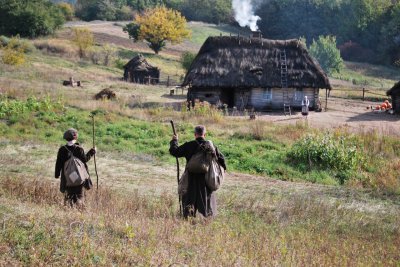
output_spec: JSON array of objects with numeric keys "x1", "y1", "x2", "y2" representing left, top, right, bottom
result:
[
  {"x1": 123, "y1": 7, "x2": 191, "y2": 54},
  {"x1": 72, "y1": 27, "x2": 94, "y2": 58}
]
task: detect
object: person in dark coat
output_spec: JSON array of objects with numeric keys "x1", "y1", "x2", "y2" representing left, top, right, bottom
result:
[
  {"x1": 55, "y1": 128, "x2": 96, "y2": 208},
  {"x1": 169, "y1": 125, "x2": 226, "y2": 218}
]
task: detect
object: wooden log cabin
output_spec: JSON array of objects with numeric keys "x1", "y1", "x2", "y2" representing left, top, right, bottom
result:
[
  {"x1": 123, "y1": 54, "x2": 160, "y2": 84},
  {"x1": 387, "y1": 81, "x2": 400, "y2": 114},
  {"x1": 182, "y1": 35, "x2": 332, "y2": 111}
]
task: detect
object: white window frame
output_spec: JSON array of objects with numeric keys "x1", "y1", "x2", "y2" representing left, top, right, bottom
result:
[{"x1": 263, "y1": 88, "x2": 272, "y2": 101}]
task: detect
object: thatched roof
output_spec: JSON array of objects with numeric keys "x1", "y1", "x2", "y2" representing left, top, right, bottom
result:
[
  {"x1": 387, "y1": 81, "x2": 400, "y2": 96},
  {"x1": 124, "y1": 54, "x2": 158, "y2": 72},
  {"x1": 183, "y1": 36, "x2": 331, "y2": 89}
]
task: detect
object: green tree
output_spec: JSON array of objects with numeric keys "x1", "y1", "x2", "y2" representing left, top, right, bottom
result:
[
  {"x1": 76, "y1": 0, "x2": 118, "y2": 21},
  {"x1": 0, "y1": 0, "x2": 65, "y2": 38},
  {"x1": 123, "y1": 7, "x2": 191, "y2": 54},
  {"x1": 380, "y1": 3, "x2": 400, "y2": 66},
  {"x1": 180, "y1": 51, "x2": 196, "y2": 72},
  {"x1": 309, "y1": 36, "x2": 344, "y2": 74}
]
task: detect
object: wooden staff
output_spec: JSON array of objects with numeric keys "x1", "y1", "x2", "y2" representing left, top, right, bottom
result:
[
  {"x1": 170, "y1": 120, "x2": 182, "y2": 217},
  {"x1": 90, "y1": 114, "x2": 99, "y2": 191}
]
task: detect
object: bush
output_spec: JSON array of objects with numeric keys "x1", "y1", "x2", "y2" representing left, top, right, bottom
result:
[
  {"x1": 0, "y1": 35, "x2": 10, "y2": 47},
  {"x1": 87, "y1": 47, "x2": 102, "y2": 65},
  {"x1": 309, "y1": 36, "x2": 344, "y2": 75},
  {"x1": 1, "y1": 37, "x2": 26, "y2": 66},
  {"x1": 115, "y1": 58, "x2": 126, "y2": 70},
  {"x1": 181, "y1": 51, "x2": 196, "y2": 72},
  {"x1": 288, "y1": 133, "x2": 365, "y2": 183},
  {"x1": 72, "y1": 27, "x2": 94, "y2": 58},
  {"x1": 0, "y1": 96, "x2": 64, "y2": 119},
  {"x1": 87, "y1": 44, "x2": 116, "y2": 66},
  {"x1": 58, "y1": 2, "x2": 74, "y2": 21}
]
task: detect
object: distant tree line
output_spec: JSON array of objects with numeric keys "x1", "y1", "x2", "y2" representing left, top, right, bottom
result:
[
  {"x1": 74, "y1": 0, "x2": 232, "y2": 24},
  {"x1": 73, "y1": 0, "x2": 399, "y2": 65},
  {"x1": 2, "y1": 0, "x2": 399, "y2": 66},
  {"x1": 255, "y1": 0, "x2": 400, "y2": 65}
]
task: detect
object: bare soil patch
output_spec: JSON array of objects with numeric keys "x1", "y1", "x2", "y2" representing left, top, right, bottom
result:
[{"x1": 258, "y1": 97, "x2": 400, "y2": 135}]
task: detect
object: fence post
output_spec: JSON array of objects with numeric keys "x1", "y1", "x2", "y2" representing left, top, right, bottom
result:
[
  {"x1": 362, "y1": 87, "x2": 365, "y2": 101},
  {"x1": 167, "y1": 76, "x2": 170, "y2": 87},
  {"x1": 325, "y1": 89, "x2": 328, "y2": 111}
]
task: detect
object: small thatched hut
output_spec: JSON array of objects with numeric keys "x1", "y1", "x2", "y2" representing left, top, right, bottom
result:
[
  {"x1": 182, "y1": 35, "x2": 332, "y2": 111},
  {"x1": 124, "y1": 54, "x2": 160, "y2": 84},
  {"x1": 387, "y1": 81, "x2": 400, "y2": 114}
]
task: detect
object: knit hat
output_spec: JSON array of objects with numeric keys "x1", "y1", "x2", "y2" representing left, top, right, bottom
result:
[{"x1": 63, "y1": 128, "x2": 78, "y2": 141}]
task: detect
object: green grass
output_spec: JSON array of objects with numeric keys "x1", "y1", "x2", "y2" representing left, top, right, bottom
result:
[
  {"x1": 1, "y1": 96, "x2": 400, "y2": 194},
  {"x1": 332, "y1": 61, "x2": 400, "y2": 89}
]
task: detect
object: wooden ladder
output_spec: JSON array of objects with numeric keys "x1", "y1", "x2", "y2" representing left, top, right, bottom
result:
[{"x1": 280, "y1": 50, "x2": 291, "y2": 116}]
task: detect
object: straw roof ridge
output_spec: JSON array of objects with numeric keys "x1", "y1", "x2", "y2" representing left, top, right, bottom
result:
[
  {"x1": 183, "y1": 36, "x2": 331, "y2": 89},
  {"x1": 124, "y1": 54, "x2": 159, "y2": 72}
]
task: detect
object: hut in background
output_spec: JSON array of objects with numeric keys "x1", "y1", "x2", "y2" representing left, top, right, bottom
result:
[
  {"x1": 124, "y1": 54, "x2": 160, "y2": 84},
  {"x1": 387, "y1": 81, "x2": 400, "y2": 114},
  {"x1": 182, "y1": 35, "x2": 331, "y2": 111}
]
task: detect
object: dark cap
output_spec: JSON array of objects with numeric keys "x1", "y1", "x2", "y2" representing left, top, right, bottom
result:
[{"x1": 63, "y1": 128, "x2": 78, "y2": 141}]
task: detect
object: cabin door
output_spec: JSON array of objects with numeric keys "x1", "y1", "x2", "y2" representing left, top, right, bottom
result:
[{"x1": 220, "y1": 89, "x2": 235, "y2": 107}]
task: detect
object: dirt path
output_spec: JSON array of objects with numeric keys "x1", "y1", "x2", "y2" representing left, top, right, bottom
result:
[{"x1": 258, "y1": 97, "x2": 400, "y2": 135}]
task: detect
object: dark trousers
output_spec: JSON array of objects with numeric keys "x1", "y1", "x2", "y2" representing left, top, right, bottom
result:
[
  {"x1": 182, "y1": 173, "x2": 216, "y2": 218},
  {"x1": 65, "y1": 185, "x2": 85, "y2": 207}
]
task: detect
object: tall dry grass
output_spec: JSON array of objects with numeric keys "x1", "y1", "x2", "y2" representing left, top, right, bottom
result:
[
  {"x1": 33, "y1": 39, "x2": 78, "y2": 58},
  {"x1": 0, "y1": 176, "x2": 399, "y2": 266}
]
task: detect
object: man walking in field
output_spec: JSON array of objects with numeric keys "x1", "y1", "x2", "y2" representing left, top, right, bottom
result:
[
  {"x1": 170, "y1": 125, "x2": 226, "y2": 218},
  {"x1": 55, "y1": 128, "x2": 96, "y2": 208}
]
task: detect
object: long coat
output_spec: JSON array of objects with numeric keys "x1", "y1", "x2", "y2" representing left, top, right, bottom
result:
[
  {"x1": 55, "y1": 143, "x2": 94, "y2": 193},
  {"x1": 169, "y1": 137, "x2": 226, "y2": 218}
]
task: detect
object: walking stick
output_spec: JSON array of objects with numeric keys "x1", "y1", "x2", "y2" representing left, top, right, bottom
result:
[
  {"x1": 90, "y1": 114, "x2": 99, "y2": 191},
  {"x1": 170, "y1": 120, "x2": 182, "y2": 217}
]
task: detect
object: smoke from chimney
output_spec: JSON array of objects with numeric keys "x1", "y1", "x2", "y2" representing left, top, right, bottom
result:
[{"x1": 232, "y1": 0, "x2": 261, "y2": 31}]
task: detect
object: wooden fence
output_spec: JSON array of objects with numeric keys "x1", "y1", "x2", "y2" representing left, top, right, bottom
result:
[
  {"x1": 141, "y1": 75, "x2": 182, "y2": 88},
  {"x1": 329, "y1": 87, "x2": 388, "y2": 101}
]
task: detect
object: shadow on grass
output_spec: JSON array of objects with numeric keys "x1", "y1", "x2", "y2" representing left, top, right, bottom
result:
[{"x1": 346, "y1": 112, "x2": 400, "y2": 122}]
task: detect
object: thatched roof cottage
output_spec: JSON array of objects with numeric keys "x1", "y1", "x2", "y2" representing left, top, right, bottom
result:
[
  {"x1": 182, "y1": 35, "x2": 331, "y2": 111},
  {"x1": 124, "y1": 54, "x2": 160, "y2": 84},
  {"x1": 387, "y1": 81, "x2": 400, "y2": 114}
]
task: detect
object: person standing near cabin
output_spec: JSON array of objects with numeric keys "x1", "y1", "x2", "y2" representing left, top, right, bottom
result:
[
  {"x1": 169, "y1": 125, "x2": 226, "y2": 218},
  {"x1": 55, "y1": 128, "x2": 96, "y2": 208},
  {"x1": 301, "y1": 95, "x2": 310, "y2": 117}
]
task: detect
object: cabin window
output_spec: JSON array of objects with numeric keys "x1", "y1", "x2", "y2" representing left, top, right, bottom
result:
[
  {"x1": 263, "y1": 88, "x2": 272, "y2": 100},
  {"x1": 295, "y1": 88, "x2": 303, "y2": 101}
]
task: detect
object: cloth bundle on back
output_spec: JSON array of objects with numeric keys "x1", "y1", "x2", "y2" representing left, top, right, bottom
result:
[
  {"x1": 170, "y1": 125, "x2": 226, "y2": 219},
  {"x1": 55, "y1": 128, "x2": 96, "y2": 208}
]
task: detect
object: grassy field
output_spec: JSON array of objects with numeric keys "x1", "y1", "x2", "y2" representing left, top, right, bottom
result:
[{"x1": 0, "y1": 24, "x2": 400, "y2": 265}]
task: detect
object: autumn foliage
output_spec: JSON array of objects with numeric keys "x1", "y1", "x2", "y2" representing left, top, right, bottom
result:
[
  {"x1": 72, "y1": 27, "x2": 94, "y2": 58},
  {"x1": 124, "y1": 7, "x2": 191, "y2": 54}
]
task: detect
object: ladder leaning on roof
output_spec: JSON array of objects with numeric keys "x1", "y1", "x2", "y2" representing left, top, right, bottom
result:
[{"x1": 280, "y1": 50, "x2": 291, "y2": 116}]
